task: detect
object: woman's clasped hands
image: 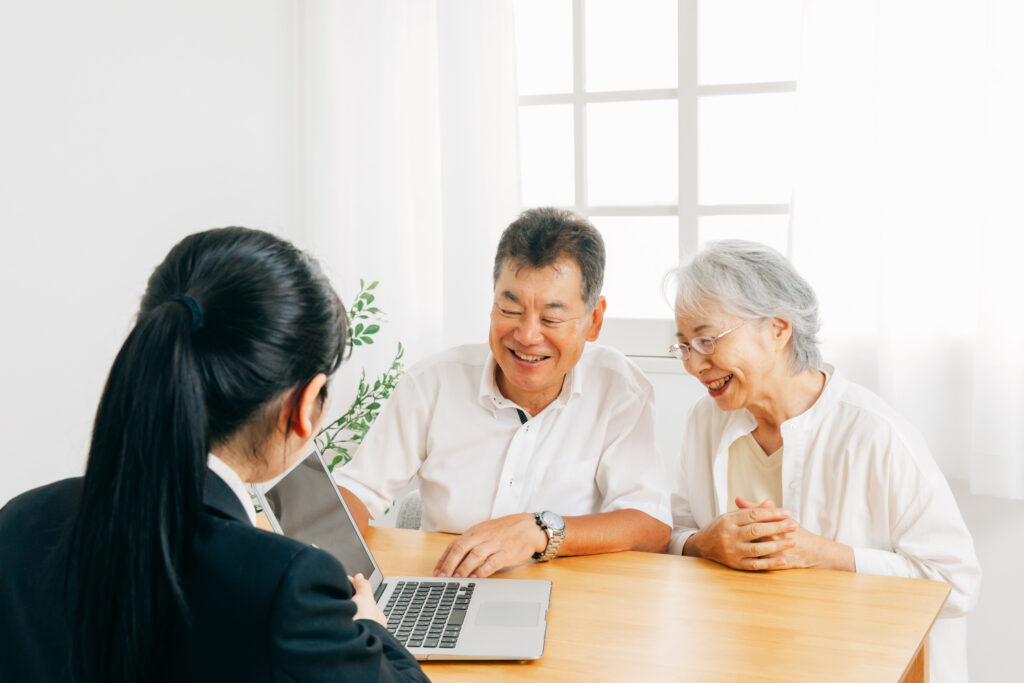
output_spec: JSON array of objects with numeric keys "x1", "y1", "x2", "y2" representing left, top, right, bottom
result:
[
  {"x1": 685, "y1": 498, "x2": 855, "y2": 572},
  {"x1": 685, "y1": 498, "x2": 795, "y2": 570}
]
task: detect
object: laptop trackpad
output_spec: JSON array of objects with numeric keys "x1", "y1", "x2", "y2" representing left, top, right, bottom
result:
[{"x1": 474, "y1": 601, "x2": 540, "y2": 627}]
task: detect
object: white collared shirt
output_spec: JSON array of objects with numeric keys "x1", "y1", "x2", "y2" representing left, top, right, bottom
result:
[
  {"x1": 334, "y1": 343, "x2": 671, "y2": 533},
  {"x1": 207, "y1": 453, "x2": 257, "y2": 526},
  {"x1": 669, "y1": 364, "x2": 981, "y2": 683}
]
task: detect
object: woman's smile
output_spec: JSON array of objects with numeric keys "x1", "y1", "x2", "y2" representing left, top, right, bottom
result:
[{"x1": 704, "y1": 374, "x2": 734, "y2": 396}]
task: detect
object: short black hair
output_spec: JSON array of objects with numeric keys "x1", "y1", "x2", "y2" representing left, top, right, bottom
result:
[{"x1": 492, "y1": 207, "x2": 605, "y2": 309}]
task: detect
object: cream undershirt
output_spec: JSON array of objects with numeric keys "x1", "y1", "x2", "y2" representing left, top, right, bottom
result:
[
  {"x1": 727, "y1": 433, "x2": 783, "y2": 511},
  {"x1": 726, "y1": 368, "x2": 832, "y2": 511}
]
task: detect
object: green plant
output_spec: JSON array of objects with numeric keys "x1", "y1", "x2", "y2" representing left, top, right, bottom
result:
[{"x1": 316, "y1": 279, "x2": 405, "y2": 471}]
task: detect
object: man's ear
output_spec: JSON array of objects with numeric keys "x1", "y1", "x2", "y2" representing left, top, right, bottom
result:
[
  {"x1": 280, "y1": 373, "x2": 328, "y2": 439},
  {"x1": 585, "y1": 296, "x2": 607, "y2": 342}
]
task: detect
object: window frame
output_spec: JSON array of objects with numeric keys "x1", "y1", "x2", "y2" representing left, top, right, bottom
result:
[{"x1": 516, "y1": 0, "x2": 797, "y2": 372}]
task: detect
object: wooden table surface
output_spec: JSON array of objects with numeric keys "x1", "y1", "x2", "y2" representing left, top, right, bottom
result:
[{"x1": 365, "y1": 526, "x2": 949, "y2": 683}]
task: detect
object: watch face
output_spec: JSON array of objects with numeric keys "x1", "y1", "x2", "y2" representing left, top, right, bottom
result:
[{"x1": 540, "y1": 510, "x2": 565, "y2": 531}]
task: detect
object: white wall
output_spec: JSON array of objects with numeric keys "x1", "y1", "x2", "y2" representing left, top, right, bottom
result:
[
  {"x1": 949, "y1": 479, "x2": 1024, "y2": 683},
  {"x1": 0, "y1": 0, "x2": 298, "y2": 505}
]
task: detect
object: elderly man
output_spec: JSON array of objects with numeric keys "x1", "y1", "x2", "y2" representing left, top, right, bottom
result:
[{"x1": 336, "y1": 208, "x2": 671, "y2": 578}]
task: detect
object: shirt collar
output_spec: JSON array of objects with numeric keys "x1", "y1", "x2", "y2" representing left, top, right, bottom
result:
[
  {"x1": 477, "y1": 349, "x2": 585, "y2": 415},
  {"x1": 206, "y1": 453, "x2": 257, "y2": 526},
  {"x1": 717, "y1": 363, "x2": 842, "y2": 440},
  {"x1": 780, "y1": 362, "x2": 843, "y2": 433}
]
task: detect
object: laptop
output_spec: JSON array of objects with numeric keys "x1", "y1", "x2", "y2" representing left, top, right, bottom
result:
[{"x1": 251, "y1": 447, "x2": 551, "y2": 661}]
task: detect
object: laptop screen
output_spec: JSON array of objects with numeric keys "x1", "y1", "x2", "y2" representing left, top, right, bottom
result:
[{"x1": 262, "y1": 450, "x2": 377, "y2": 581}]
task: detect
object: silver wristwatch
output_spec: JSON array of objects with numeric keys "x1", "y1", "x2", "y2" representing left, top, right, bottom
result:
[{"x1": 532, "y1": 510, "x2": 566, "y2": 562}]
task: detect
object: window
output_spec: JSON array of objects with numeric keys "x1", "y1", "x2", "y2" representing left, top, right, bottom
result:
[{"x1": 513, "y1": 0, "x2": 801, "y2": 369}]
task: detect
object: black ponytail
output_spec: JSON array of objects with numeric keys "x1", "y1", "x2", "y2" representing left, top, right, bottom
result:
[{"x1": 66, "y1": 228, "x2": 346, "y2": 682}]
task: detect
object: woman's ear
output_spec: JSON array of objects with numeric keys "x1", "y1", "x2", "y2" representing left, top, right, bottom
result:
[
  {"x1": 770, "y1": 317, "x2": 793, "y2": 351},
  {"x1": 287, "y1": 373, "x2": 328, "y2": 439}
]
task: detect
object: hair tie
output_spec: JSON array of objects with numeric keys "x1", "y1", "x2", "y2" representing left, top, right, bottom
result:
[{"x1": 171, "y1": 295, "x2": 205, "y2": 332}]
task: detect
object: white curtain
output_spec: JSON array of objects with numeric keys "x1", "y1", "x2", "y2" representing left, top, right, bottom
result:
[
  {"x1": 791, "y1": 0, "x2": 1024, "y2": 498},
  {"x1": 296, "y1": 0, "x2": 521, "y2": 420}
]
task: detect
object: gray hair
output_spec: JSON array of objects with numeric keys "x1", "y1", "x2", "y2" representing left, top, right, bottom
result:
[
  {"x1": 671, "y1": 240, "x2": 822, "y2": 372},
  {"x1": 492, "y1": 207, "x2": 605, "y2": 310}
]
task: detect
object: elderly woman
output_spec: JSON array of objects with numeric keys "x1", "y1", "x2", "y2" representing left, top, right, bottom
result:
[{"x1": 668, "y1": 240, "x2": 980, "y2": 682}]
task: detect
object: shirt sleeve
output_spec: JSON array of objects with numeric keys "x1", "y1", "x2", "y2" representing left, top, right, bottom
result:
[
  {"x1": 668, "y1": 403, "x2": 702, "y2": 555},
  {"x1": 851, "y1": 439, "x2": 981, "y2": 618},
  {"x1": 267, "y1": 546, "x2": 429, "y2": 683},
  {"x1": 668, "y1": 468, "x2": 699, "y2": 555},
  {"x1": 593, "y1": 383, "x2": 672, "y2": 527},
  {"x1": 333, "y1": 374, "x2": 431, "y2": 520}
]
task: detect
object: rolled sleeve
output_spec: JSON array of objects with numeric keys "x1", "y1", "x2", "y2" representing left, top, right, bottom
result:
[
  {"x1": 332, "y1": 375, "x2": 430, "y2": 520},
  {"x1": 669, "y1": 479, "x2": 701, "y2": 554},
  {"x1": 668, "y1": 528, "x2": 696, "y2": 556},
  {"x1": 853, "y1": 544, "x2": 979, "y2": 618},
  {"x1": 852, "y1": 546, "x2": 919, "y2": 578},
  {"x1": 668, "y1": 402, "x2": 707, "y2": 555}
]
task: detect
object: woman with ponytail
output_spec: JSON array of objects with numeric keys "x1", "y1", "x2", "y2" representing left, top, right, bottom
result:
[{"x1": 0, "y1": 227, "x2": 428, "y2": 682}]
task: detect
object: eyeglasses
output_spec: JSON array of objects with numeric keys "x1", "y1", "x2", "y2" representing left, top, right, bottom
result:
[{"x1": 668, "y1": 320, "x2": 750, "y2": 361}]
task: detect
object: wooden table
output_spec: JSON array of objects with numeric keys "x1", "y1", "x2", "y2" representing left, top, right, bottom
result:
[{"x1": 365, "y1": 527, "x2": 949, "y2": 683}]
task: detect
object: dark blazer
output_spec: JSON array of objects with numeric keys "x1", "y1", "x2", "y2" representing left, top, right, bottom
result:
[{"x1": 0, "y1": 473, "x2": 429, "y2": 682}]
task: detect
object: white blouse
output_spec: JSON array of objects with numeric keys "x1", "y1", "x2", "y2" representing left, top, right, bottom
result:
[{"x1": 669, "y1": 365, "x2": 981, "y2": 683}]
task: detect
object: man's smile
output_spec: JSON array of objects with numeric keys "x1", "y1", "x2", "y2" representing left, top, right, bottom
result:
[{"x1": 510, "y1": 348, "x2": 550, "y2": 363}]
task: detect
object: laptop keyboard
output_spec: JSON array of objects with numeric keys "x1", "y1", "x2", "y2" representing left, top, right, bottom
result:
[{"x1": 383, "y1": 581, "x2": 476, "y2": 649}]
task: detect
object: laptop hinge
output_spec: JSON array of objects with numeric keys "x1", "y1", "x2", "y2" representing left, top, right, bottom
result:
[{"x1": 374, "y1": 581, "x2": 387, "y2": 602}]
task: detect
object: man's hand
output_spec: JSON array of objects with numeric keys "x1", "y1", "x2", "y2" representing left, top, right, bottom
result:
[
  {"x1": 684, "y1": 498, "x2": 797, "y2": 570},
  {"x1": 734, "y1": 498, "x2": 855, "y2": 572},
  {"x1": 433, "y1": 513, "x2": 548, "y2": 578},
  {"x1": 349, "y1": 573, "x2": 387, "y2": 627}
]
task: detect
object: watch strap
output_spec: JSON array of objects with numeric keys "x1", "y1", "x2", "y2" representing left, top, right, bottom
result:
[{"x1": 532, "y1": 511, "x2": 565, "y2": 562}]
